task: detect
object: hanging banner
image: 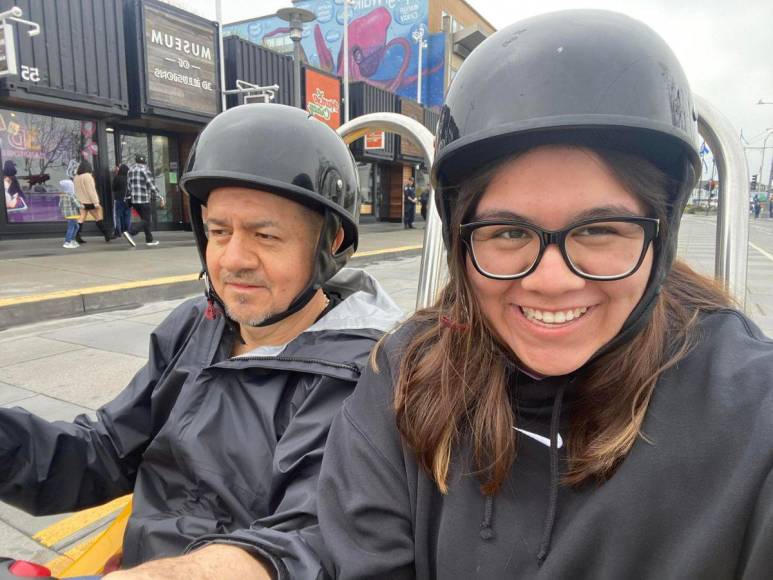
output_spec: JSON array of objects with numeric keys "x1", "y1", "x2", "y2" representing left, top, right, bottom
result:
[{"x1": 304, "y1": 68, "x2": 341, "y2": 129}]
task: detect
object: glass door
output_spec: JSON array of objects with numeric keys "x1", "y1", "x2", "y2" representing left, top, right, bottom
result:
[{"x1": 151, "y1": 135, "x2": 181, "y2": 227}]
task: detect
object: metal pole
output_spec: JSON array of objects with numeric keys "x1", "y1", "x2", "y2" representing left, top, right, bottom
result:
[
  {"x1": 292, "y1": 30, "x2": 302, "y2": 108},
  {"x1": 215, "y1": 0, "x2": 226, "y2": 112},
  {"x1": 417, "y1": 30, "x2": 423, "y2": 103},
  {"x1": 758, "y1": 131, "x2": 772, "y2": 187},
  {"x1": 337, "y1": 113, "x2": 445, "y2": 309},
  {"x1": 343, "y1": 0, "x2": 350, "y2": 123},
  {"x1": 695, "y1": 94, "x2": 749, "y2": 308},
  {"x1": 766, "y1": 153, "x2": 773, "y2": 207}
]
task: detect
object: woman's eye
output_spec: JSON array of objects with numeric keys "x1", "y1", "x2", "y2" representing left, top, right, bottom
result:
[
  {"x1": 575, "y1": 226, "x2": 617, "y2": 236},
  {"x1": 494, "y1": 227, "x2": 530, "y2": 239}
]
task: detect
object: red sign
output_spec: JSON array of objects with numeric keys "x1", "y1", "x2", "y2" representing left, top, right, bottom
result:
[
  {"x1": 305, "y1": 68, "x2": 341, "y2": 129},
  {"x1": 365, "y1": 131, "x2": 385, "y2": 150}
]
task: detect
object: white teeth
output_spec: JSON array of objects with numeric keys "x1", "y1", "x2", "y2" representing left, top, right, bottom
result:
[{"x1": 521, "y1": 306, "x2": 590, "y2": 325}]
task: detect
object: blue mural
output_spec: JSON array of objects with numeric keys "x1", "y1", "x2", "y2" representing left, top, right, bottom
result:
[{"x1": 224, "y1": 0, "x2": 444, "y2": 108}]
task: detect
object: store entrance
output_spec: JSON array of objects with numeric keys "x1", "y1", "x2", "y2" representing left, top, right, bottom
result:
[{"x1": 106, "y1": 127, "x2": 183, "y2": 230}]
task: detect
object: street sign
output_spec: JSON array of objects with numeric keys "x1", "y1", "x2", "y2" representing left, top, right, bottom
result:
[{"x1": 0, "y1": 22, "x2": 18, "y2": 77}]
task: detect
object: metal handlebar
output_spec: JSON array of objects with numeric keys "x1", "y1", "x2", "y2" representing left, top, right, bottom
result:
[
  {"x1": 338, "y1": 97, "x2": 750, "y2": 311},
  {"x1": 337, "y1": 113, "x2": 445, "y2": 309},
  {"x1": 695, "y1": 95, "x2": 749, "y2": 308}
]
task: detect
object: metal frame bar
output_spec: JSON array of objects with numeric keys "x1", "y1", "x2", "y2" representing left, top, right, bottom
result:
[{"x1": 695, "y1": 94, "x2": 749, "y2": 308}]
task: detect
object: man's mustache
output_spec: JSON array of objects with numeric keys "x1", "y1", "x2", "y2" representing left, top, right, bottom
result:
[{"x1": 220, "y1": 270, "x2": 271, "y2": 288}]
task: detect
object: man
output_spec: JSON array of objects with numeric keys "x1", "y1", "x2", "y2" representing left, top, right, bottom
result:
[
  {"x1": 123, "y1": 154, "x2": 164, "y2": 247},
  {"x1": 403, "y1": 175, "x2": 417, "y2": 229},
  {"x1": 0, "y1": 104, "x2": 402, "y2": 579}
]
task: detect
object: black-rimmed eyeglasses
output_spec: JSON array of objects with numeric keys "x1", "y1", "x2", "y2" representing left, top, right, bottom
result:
[{"x1": 459, "y1": 217, "x2": 659, "y2": 281}]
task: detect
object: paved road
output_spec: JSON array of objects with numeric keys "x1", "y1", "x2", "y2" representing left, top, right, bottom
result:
[{"x1": 1, "y1": 213, "x2": 771, "y2": 566}]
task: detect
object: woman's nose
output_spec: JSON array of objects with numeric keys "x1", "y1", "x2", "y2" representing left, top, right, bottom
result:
[{"x1": 519, "y1": 245, "x2": 586, "y2": 295}]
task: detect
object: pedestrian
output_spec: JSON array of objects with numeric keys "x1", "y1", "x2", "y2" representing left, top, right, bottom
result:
[
  {"x1": 58, "y1": 178, "x2": 81, "y2": 249},
  {"x1": 122, "y1": 154, "x2": 164, "y2": 247},
  {"x1": 317, "y1": 10, "x2": 773, "y2": 579},
  {"x1": 419, "y1": 187, "x2": 429, "y2": 221},
  {"x1": 73, "y1": 160, "x2": 111, "y2": 242},
  {"x1": 753, "y1": 194, "x2": 761, "y2": 219},
  {"x1": 111, "y1": 163, "x2": 131, "y2": 237},
  {"x1": 769, "y1": 196, "x2": 772, "y2": 218},
  {"x1": 3, "y1": 160, "x2": 26, "y2": 210},
  {"x1": 0, "y1": 104, "x2": 402, "y2": 578},
  {"x1": 403, "y1": 176, "x2": 417, "y2": 228}
]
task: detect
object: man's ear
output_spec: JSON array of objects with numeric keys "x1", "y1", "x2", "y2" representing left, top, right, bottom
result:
[{"x1": 331, "y1": 226, "x2": 345, "y2": 253}]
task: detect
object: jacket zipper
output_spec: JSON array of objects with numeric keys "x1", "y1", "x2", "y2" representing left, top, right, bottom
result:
[{"x1": 230, "y1": 354, "x2": 360, "y2": 374}]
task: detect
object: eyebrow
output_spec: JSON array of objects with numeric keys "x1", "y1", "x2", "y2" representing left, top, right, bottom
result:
[
  {"x1": 472, "y1": 204, "x2": 643, "y2": 224},
  {"x1": 205, "y1": 217, "x2": 280, "y2": 229}
]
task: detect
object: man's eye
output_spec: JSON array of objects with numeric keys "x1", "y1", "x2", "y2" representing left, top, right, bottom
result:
[{"x1": 208, "y1": 229, "x2": 228, "y2": 237}]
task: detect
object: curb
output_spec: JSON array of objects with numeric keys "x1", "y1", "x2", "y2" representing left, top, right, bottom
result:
[{"x1": 0, "y1": 246, "x2": 423, "y2": 330}]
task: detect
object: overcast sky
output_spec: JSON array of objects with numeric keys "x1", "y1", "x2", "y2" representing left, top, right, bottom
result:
[{"x1": 174, "y1": 0, "x2": 773, "y2": 183}]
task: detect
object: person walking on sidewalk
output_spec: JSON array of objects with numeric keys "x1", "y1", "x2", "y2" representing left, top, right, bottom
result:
[
  {"x1": 403, "y1": 176, "x2": 417, "y2": 229},
  {"x1": 58, "y1": 178, "x2": 81, "y2": 249},
  {"x1": 123, "y1": 154, "x2": 164, "y2": 247},
  {"x1": 73, "y1": 160, "x2": 112, "y2": 243},
  {"x1": 112, "y1": 164, "x2": 131, "y2": 238}
]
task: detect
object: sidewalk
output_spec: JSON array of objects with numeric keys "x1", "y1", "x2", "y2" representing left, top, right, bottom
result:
[{"x1": 0, "y1": 219, "x2": 427, "y2": 329}]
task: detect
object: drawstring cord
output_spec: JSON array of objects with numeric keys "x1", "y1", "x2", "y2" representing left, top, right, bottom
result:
[
  {"x1": 537, "y1": 380, "x2": 567, "y2": 565},
  {"x1": 480, "y1": 494, "x2": 495, "y2": 540}
]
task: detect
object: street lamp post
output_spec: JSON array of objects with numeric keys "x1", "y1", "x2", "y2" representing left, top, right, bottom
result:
[
  {"x1": 342, "y1": 0, "x2": 353, "y2": 123},
  {"x1": 277, "y1": 7, "x2": 316, "y2": 109},
  {"x1": 758, "y1": 129, "x2": 773, "y2": 191},
  {"x1": 412, "y1": 25, "x2": 427, "y2": 104},
  {"x1": 215, "y1": 0, "x2": 226, "y2": 112}
]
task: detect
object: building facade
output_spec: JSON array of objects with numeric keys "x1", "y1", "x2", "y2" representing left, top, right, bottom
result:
[
  {"x1": 0, "y1": 0, "x2": 221, "y2": 239},
  {"x1": 224, "y1": 0, "x2": 493, "y2": 221}
]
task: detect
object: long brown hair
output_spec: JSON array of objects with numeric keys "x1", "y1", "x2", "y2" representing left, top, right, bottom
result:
[{"x1": 389, "y1": 146, "x2": 732, "y2": 494}]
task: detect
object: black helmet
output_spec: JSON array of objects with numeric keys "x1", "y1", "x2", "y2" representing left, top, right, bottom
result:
[
  {"x1": 180, "y1": 103, "x2": 360, "y2": 327},
  {"x1": 134, "y1": 154, "x2": 147, "y2": 164},
  {"x1": 432, "y1": 10, "x2": 700, "y2": 349}
]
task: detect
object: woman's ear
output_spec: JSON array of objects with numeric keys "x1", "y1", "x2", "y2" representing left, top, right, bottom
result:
[{"x1": 332, "y1": 226, "x2": 345, "y2": 253}]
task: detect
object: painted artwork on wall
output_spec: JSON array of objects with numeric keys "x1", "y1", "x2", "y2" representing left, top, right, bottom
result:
[{"x1": 224, "y1": 0, "x2": 445, "y2": 108}]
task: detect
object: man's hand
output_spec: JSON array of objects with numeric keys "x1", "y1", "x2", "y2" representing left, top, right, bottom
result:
[{"x1": 103, "y1": 544, "x2": 272, "y2": 580}]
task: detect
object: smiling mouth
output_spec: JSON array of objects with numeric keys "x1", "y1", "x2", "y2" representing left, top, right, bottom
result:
[{"x1": 520, "y1": 306, "x2": 590, "y2": 325}]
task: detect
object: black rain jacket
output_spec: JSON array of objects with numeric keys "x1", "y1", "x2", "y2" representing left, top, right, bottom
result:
[
  {"x1": 318, "y1": 310, "x2": 773, "y2": 579},
  {"x1": 0, "y1": 268, "x2": 402, "y2": 576}
]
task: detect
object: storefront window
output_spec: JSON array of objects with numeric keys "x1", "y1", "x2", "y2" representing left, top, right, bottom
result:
[{"x1": 1, "y1": 109, "x2": 97, "y2": 223}]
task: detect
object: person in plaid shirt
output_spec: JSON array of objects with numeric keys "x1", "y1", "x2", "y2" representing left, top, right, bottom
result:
[{"x1": 123, "y1": 154, "x2": 165, "y2": 247}]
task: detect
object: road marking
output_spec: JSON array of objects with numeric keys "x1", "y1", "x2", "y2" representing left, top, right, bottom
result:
[
  {"x1": 749, "y1": 242, "x2": 773, "y2": 263},
  {"x1": 0, "y1": 246, "x2": 424, "y2": 308},
  {"x1": 0, "y1": 274, "x2": 200, "y2": 307}
]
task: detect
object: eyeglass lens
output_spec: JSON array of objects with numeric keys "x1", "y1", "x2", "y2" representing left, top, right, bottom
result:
[{"x1": 470, "y1": 221, "x2": 647, "y2": 278}]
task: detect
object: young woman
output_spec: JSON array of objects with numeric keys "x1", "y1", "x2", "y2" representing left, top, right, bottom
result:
[
  {"x1": 317, "y1": 10, "x2": 773, "y2": 579},
  {"x1": 73, "y1": 159, "x2": 111, "y2": 242},
  {"x1": 112, "y1": 163, "x2": 131, "y2": 237}
]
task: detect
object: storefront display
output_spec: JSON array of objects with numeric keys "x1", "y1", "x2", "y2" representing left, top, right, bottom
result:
[{"x1": 0, "y1": 109, "x2": 96, "y2": 223}]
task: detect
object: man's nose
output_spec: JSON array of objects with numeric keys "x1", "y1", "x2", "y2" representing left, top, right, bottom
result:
[
  {"x1": 219, "y1": 232, "x2": 260, "y2": 271},
  {"x1": 519, "y1": 245, "x2": 586, "y2": 295}
]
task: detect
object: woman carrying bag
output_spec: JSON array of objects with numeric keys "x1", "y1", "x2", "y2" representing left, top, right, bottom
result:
[
  {"x1": 74, "y1": 160, "x2": 111, "y2": 243},
  {"x1": 317, "y1": 10, "x2": 773, "y2": 579}
]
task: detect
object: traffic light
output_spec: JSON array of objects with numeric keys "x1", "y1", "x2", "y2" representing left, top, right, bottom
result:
[{"x1": 751, "y1": 174, "x2": 758, "y2": 191}]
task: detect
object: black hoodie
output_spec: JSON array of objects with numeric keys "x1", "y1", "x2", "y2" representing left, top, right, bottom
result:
[{"x1": 317, "y1": 309, "x2": 773, "y2": 579}]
